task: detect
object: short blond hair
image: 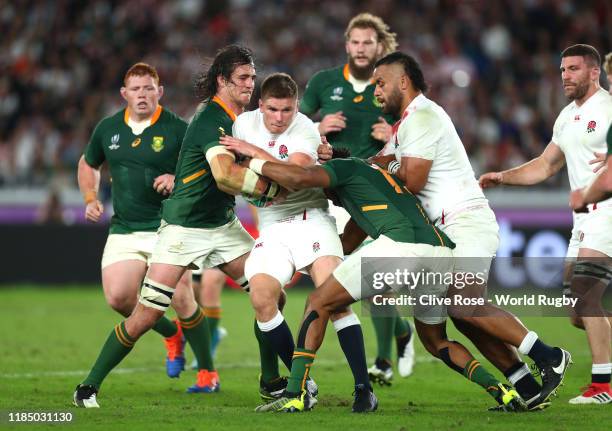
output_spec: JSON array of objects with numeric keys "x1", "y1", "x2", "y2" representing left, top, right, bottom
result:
[
  {"x1": 604, "y1": 52, "x2": 612, "y2": 75},
  {"x1": 345, "y1": 13, "x2": 398, "y2": 57}
]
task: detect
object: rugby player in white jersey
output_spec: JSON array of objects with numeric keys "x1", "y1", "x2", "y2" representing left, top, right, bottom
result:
[
  {"x1": 221, "y1": 73, "x2": 375, "y2": 411},
  {"x1": 370, "y1": 51, "x2": 570, "y2": 409},
  {"x1": 481, "y1": 44, "x2": 612, "y2": 404}
]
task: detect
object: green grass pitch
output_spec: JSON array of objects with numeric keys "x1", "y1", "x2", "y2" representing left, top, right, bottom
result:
[{"x1": 1, "y1": 286, "x2": 606, "y2": 430}]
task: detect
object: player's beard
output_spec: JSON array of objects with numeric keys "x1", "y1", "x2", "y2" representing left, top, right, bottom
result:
[
  {"x1": 565, "y1": 79, "x2": 590, "y2": 101},
  {"x1": 348, "y1": 55, "x2": 376, "y2": 81},
  {"x1": 382, "y1": 86, "x2": 403, "y2": 116}
]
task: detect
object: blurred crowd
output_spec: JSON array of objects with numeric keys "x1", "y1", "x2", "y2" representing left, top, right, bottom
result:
[{"x1": 1, "y1": 0, "x2": 611, "y2": 190}]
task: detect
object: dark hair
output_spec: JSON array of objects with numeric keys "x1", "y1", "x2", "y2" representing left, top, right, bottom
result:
[
  {"x1": 195, "y1": 45, "x2": 255, "y2": 102},
  {"x1": 124, "y1": 62, "x2": 159, "y2": 86},
  {"x1": 561, "y1": 44, "x2": 601, "y2": 67},
  {"x1": 375, "y1": 51, "x2": 428, "y2": 93},
  {"x1": 331, "y1": 147, "x2": 351, "y2": 159},
  {"x1": 260, "y1": 73, "x2": 298, "y2": 100}
]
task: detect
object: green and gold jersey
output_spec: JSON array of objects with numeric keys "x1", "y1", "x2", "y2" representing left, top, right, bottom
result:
[
  {"x1": 161, "y1": 97, "x2": 237, "y2": 228},
  {"x1": 322, "y1": 158, "x2": 455, "y2": 248},
  {"x1": 301, "y1": 64, "x2": 396, "y2": 158},
  {"x1": 84, "y1": 106, "x2": 187, "y2": 234}
]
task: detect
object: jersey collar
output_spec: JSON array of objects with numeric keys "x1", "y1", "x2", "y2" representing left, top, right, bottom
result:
[
  {"x1": 212, "y1": 96, "x2": 237, "y2": 121},
  {"x1": 124, "y1": 105, "x2": 162, "y2": 126},
  {"x1": 343, "y1": 63, "x2": 375, "y2": 85}
]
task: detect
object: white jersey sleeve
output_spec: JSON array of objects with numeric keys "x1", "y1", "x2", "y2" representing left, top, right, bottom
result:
[
  {"x1": 393, "y1": 95, "x2": 487, "y2": 222},
  {"x1": 284, "y1": 113, "x2": 320, "y2": 161},
  {"x1": 396, "y1": 109, "x2": 443, "y2": 160}
]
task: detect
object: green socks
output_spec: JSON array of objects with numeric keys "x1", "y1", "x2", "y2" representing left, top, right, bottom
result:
[
  {"x1": 203, "y1": 307, "x2": 221, "y2": 339},
  {"x1": 180, "y1": 308, "x2": 214, "y2": 371},
  {"x1": 287, "y1": 348, "x2": 316, "y2": 394},
  {"x1": 371, "y1": 315, "x2": 395, "y2": 361},
  {"x1": 463, "y1": 359, "x2": 503, "y2": 399},
  {"x1": 82, "y1": 321, "x2": 135, "y2": 389},
  {"x1": 152, "y1": 316, "x2": 178, "y2": 338}
]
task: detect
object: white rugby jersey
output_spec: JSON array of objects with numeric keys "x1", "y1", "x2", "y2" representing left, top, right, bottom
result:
[
  {"x1": 552, "y1": 88, "x2": 612, "y2": 208},
  {"x1": 233, "y1": 110, "x2": 328, "y2": 228},
  {"x1": 385, "y1": 94, "x2": 487, "y2": 222}
]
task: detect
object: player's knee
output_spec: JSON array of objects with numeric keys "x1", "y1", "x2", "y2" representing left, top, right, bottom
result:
[
  {"x1": 139, "y1": 278, "x2": 174, "y2": 313},
  {"x1": 171, "y1": 291, "x2": 195, "y2": 315},
  {"x1": 250, "y1": 285, "x2": 279, "y2": 318},
  {"x1": 105, "y1": 292, "x2": 136, "y2": 316}
]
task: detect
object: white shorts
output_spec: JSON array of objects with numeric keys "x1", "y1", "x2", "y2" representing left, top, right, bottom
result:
[
  {"x1": 437, "y1": 205, "x2": 499, "y2": 279},
  {"x1": 101, "y1": 232, "x2": 158, "y2": 269},
  {"x1": 244, "y1": 214, "x2": 343, "y2": 286},
  {"x1": 566, "y1": 208, "x2": 612, "y2": 258},
  {"x1": 333, "y1": 235, "x2": 454, "y2": 324},
  {"x1": 328, "y1": 200, "x2": 351, "y2": 234},
  {"x1": 150, "y1": 217, "x2": 254, "y2": 270}
]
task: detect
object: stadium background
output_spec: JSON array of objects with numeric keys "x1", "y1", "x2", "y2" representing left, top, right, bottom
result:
[{"x1": 1, "y1": 1, "x2": 610, "y2": 429}]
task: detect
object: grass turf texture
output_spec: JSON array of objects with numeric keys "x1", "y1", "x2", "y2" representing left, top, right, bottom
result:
[{"x1": 1, "y1": 286, "x2": 605, "y2": 431}]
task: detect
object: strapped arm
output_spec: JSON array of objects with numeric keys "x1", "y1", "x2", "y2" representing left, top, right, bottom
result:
[{"x1": 206, "y1": 146, "x2": 280, "y2": 199}]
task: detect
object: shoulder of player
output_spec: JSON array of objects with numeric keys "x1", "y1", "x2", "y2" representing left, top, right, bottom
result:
[
  {"x1": 288, "y1": 112, "x2": 318, "y2": 132},
  {"x1": 159, "y1": 107, "x2": 188, "y2": 127},
  {"x1": 234, "y1": 109, "x2": 258, "y2": 127},
  {"x1": 98, "y1": 109, "x2": 125, "y2": 128},
  {"x1": 191, "y1": 102, "x2": 234, "y2": 128},
  {"x1": 307, "y1": 66, "x2": 345, "y2": 86},
  {"x1": 402, "y1": 106, "x2": 442, "y2": 130}
]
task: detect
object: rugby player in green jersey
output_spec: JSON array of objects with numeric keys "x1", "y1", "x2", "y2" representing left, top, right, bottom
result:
[
  {"x1": 74, "y1": 46, "x2": 283, "y2": 407},
  {"x1": 245, "y1": 154, "x2": 533, "y2": 413},
  {"x1": 302, "y1": 13, "x2": 414, "y2": 384},
  {"x1": 75, "y1": 62, "x2": 215, "y2": 401}
]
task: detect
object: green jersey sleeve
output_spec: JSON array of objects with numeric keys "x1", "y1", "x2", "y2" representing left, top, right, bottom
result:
[
  {"x1": 607, "y1": 124, "x2": 612, "y2": 155},
  {"x1": 83, "y1": 120, "x2": 106, "y2": 168},
  {"x1": 300, "y1": 72, "x2": 323, "y2": 115},
  {"x1": 321, "y1": 158, "x2": 356, "y2": 187}
]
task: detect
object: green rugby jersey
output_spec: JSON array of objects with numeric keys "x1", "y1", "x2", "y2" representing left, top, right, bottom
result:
[
  {"x1": 84, "y1": 106, "x2": 187, "y2": 234},
  {"x1": 322, "y1": 158, "x2": 454, "y2": 248},
  {"x1": 301, "y1": 64, "x2": 396, "y2": 158},
  {"x1": 607, "y1": 123, "x2": 612, "y2": 155},
  {"x1": 161, "y1": 97, "x2": 237, "y2": 228}
]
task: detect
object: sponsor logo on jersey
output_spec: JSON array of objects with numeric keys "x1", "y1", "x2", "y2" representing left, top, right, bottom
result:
[
  {"x1": 279, "y1": 144, "x2": 289, "y2": 159},
  {"x1": 574, "y1": 115, "x2": 581, "y2": 121},
  {"x1": 111, "y1": 134, "x2": 120, "y2": 144},
  {"x1": 152, "y1": 136, "x2": 164, "y2": 152},
  {"x1": 312, "y1": 241, "x2": 320, "y2": 253},
  {"x1": 587, "y1": 120, "x2": 596, "y2": 133},
  {"x1": 330, "y1": 86, "x2": 343, "y2": 101},
  {"x1": 254, "y1": 242, "x2": 263, "y2": 249},
  {"x1": 131, "y1": 138, "x2": 141, "y2": 147},
  {"x1": 108, "y1": 143, "x2": 120, "y2": 150},
  {"x1": 353, "y1": 94, "x2": 364, "y2": 103},
  {"x1": 268, "y1": 140, "x2": 276, "y2": 148}
]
